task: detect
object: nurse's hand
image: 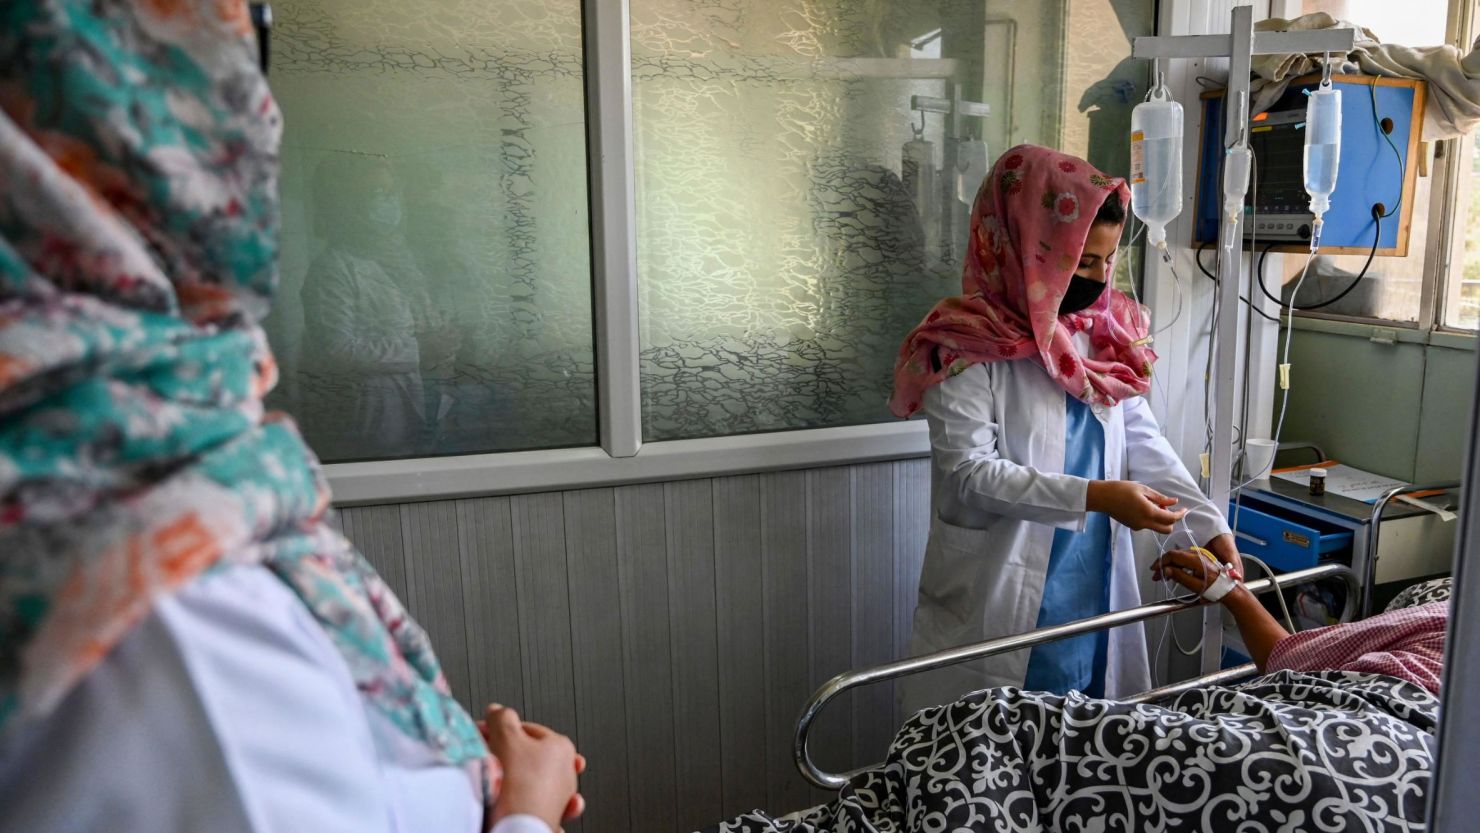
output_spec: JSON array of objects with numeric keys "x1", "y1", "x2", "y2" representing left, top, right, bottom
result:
[
  {"x1": 1201, "y1": 533, "x2": 1244, "y2": 581},
  {"x1": 1086, "y1": 480, "x2": 1187, "y2": 534},
  {"x1": 482, "y1": 705, "x2": 586, "y2": 832}
]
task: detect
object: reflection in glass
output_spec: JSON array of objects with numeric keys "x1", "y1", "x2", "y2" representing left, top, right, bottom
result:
[
  {"x1": 297, "y1": 156, "x2": 442, "y2": 460},
  {"x1": 262, "y1": 0, "x2": 595, "y2": 462},
  {"x1": 631, "y1": 0, "x2": 1154, "y2": 441}
]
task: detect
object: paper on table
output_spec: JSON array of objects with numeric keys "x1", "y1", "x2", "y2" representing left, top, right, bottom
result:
[{"x1": 1272, "y1": 463, "x2": 1409, "y2": 504}]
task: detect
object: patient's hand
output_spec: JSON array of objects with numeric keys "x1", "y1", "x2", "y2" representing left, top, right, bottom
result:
[
  {"x1": 1152, "y1": 549, "x2": 1289, "y2": 670},
  {"x1": 1201, "y1": 533, "x2": 1244, "y2": 581},
  {"x1": 1151, "y1": 548, "x2": 1230, "y2": 600},
  {"x1": 481, "y1": 705, "x2": 586, "y2": 832}
]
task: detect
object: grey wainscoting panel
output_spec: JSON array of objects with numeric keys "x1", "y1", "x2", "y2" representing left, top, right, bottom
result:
[
  {"x1": 851, "y1": 461, "x2": 897, "y2": 764},
  {"x1": 664, "y1": 480, "x2": 725, "y2": 830},
  {"x1": 508, "y1": 494, "x2": 580, "y2": 749},
  {"x1": 759, "y1": 470, "x2": 813, "y2": 815},
  {"x1": 400, "y1": 500, "x2": 472, "y2": 706},
  {"x1": 339, "y1": 503, "x2": 408, "y2": 602},
  {"x1": 333, "y1": 458, "x2": 936, "y2": 833},
  {"x1": 805, "y1": 467, "x2": 855, "y2": 794},
  {"x1": 614, "y1": 483, "x2": 680, "y2": 832},
  {"x1": 456, "y1": 496, "x2": 526, "y2": 714},
  {"x1": 563, "y1": 488, "x2": 633, "y2": 833},
  {"x1": 711, "y1": 475, "x2": 769, "y2": 815},
  {"x1": 892, "y1": 458, "x2": 931, "y2": 726}
]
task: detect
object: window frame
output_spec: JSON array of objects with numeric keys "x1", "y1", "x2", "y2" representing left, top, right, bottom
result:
[
  {"x1": 1438, "y1": 0, "x2": 1480, "y2": 332},
  {"x1": 319, "y1": 0, "x2": 935, "y2": 504}
]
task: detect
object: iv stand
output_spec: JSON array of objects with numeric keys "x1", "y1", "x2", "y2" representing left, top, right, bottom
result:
[
  {"x1": 1132, "y1": 8, "x2": 1354, "y2": 675},
  {"x1": 910, "y1": 90, "x2": 990, "y2": 265}
]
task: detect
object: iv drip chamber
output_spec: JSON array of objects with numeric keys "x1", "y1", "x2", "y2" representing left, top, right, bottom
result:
[
  {"x1": 1129, "y1": 87, "x2": 1183, "y2": 250},
  {"x1": 1221, "y1": 144, "x2": 1252, "y2": 242}
]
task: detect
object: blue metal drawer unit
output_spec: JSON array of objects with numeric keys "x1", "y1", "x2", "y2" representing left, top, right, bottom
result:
[{"x1": 1228, "y1": 497, "x2": 1354, "y2": 571}]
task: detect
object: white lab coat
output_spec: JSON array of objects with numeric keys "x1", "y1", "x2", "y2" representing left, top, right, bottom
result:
[
  {"x1": 901, "y1": 347, "x2": 1230, "y2": 716},
  {"x1": 0, "y1": 564, "x2": 546, "y2": 833}
]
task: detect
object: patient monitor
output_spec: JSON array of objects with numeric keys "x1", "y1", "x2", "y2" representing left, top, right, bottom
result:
[{"x1": 1193, "y1": 74, "x2": 1426, "y2": 255}]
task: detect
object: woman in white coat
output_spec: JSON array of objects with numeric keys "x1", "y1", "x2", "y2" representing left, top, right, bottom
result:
[{"x1": 889, "y1": 145, "x2": 1241, "y2": 713}]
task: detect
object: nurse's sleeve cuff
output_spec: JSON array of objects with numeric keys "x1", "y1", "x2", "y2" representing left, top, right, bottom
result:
[
  {"x1": 1180, "y1": 505, "x2": 1233, "y2": 549},
  {"x1": 1052, "y1": 476, "x2": 1092, "y2": 532},
  {"x1": 492, "y1": 815, "x2": 553, "y2": 833}
]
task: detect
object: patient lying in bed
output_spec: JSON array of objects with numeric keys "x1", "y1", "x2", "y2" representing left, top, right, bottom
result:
[{"x1": 704, "y1": 562, "x2": 1451, "y2": 833}]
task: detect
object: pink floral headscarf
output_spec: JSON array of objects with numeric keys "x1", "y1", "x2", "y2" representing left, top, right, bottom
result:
[{"x1": 889, "y1": 144, "x2": 1156, "y2": 417}]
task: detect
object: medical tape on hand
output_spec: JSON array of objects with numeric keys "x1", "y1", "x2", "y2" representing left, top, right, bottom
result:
[
  {"x1": 1202, "y1": 569, "x2": 1238, "y2": 603},
  {"x1": 1190, "y1": 546, "x2": 1239, "y2": 603}
]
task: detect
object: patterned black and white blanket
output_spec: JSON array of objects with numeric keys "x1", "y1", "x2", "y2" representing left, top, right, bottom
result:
[{"x1": 706, "y1": 670, "x2": 1438, "y2": 833}]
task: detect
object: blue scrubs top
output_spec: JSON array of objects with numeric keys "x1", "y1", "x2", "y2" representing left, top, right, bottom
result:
[{"x1": 1023, "y1": 393, "x2": 1112, "y2": 697}]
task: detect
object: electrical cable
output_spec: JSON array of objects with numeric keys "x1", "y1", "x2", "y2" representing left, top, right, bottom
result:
[
  {"x1": 1252, "y1": 78, "x2": 1403, "y2": 313},
  {"x1": 1256, "y1": 211, "x2": 1381, "y2": 311},
  {"x1": 1196, "y1": 242, "x2": 1281, "y2": 323}
]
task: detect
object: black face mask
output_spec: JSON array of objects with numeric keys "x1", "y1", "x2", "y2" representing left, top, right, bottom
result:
[{"x1": 1058, "y1": 276, "x2": 1106, "y2": 315}]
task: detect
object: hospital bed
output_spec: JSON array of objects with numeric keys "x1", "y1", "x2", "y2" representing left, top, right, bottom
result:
[
  {"x1": 702, "y1": 562, "x2": 1443, "y2": 832},
  {"x1": 793, "y1": 562, "x2": 1359, "y2": 789},
  {"x1": 692, "y1": 463, "x2": 1457, "y2": 833},
  {"x1": 730, "y1": 464, "x2": 1462, "y2": 833}
]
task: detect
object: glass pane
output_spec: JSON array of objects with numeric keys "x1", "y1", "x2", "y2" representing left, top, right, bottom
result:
[
  {"x1": 631, "y1": 0, "x2": 1154, "y2": 441},
  {"x1": 1283, "y1": 0, "x2": 1449, "y2": 323},
  {"x1": 1445, "y1": 128, "x2": 1480, "y2": 329},
  {"x1": 261, "y1": 0, "x2": 595, "y2": 463},
  {"x1": 1300, "y1": 0, "x2": 1450, "y2": 45}
]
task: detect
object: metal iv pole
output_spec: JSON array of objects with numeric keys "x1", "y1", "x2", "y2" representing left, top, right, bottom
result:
[{"x1": 1131, "y1": 7, "x2": 1354, "y2": 675}]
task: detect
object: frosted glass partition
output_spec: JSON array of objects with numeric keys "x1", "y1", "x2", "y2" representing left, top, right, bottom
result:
[
  {"x1": 631, "y1": 0, "x2": 1154, "y2": 441},
  {"x1": 261, "y1": 0, "x2": 595, "y2": 463}
]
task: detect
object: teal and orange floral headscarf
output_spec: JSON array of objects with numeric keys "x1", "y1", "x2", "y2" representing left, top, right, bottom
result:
[
  {"x1": 889, "y1": 144, "x2": 1156, "y2": 416},
  {"x1": 0, "y1": 0, "x2": 490, "y2": 804}
]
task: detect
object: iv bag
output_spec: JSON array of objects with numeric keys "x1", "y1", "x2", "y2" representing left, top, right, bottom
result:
[
  {"x1": 1303, "y1": 83, "x2": 1342, "y2": 221},
  {"x1": 948, "y1": 139, "x2": 990, "y2": 265},
  {"x1": 953, "y1": 139, "x2": 990, "y2": 208},
  {"x1": 901, "y1": 138, "x2": 938, "y2": 259},
  {"x1": 901, "y1": 138, "x2": 936, "y2": 224},
  {"x1": 1129, "y1": 88, "x2": 1183, "y2": 249}
]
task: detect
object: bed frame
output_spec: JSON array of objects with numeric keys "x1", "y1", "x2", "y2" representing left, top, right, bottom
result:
[{"x1": 793, "y1": 562, "x2": 1359, "y2": 790}]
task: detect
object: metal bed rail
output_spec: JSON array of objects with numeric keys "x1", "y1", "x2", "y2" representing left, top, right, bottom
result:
[
  {"x1": 1364, "y1": 481, "x2": 1461, "y2": 616},
  {"x1": 793, "y1": 562, "x2": 1358, "y2": 790}
]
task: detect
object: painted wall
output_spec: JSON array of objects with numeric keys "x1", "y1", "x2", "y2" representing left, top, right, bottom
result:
[{"x1": 1278, "y1": 323, "x2": 1477, "y2": 482}]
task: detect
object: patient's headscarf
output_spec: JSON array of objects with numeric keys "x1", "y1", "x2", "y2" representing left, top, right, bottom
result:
[
  {"x1": 888, "y1": 144, "x2": 1156, "y2": 416},
  {"x1": 0, "y1": 0, "x2": 490, "y2": 802}
]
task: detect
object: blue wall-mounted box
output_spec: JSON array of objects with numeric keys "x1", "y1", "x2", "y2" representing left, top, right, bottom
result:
[{"x1": 1194, "y1": 73, "x2": 1426, "y2": 255}]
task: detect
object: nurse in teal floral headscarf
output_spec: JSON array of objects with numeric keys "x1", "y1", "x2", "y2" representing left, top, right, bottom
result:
[{"x1": 0, "y1": 2, "x2": 580, "y2": 832}]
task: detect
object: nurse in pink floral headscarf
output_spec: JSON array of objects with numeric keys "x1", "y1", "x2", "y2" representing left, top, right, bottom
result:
[{"x1": 893, "y1": 145, "x2": 1241, "y2": 713}]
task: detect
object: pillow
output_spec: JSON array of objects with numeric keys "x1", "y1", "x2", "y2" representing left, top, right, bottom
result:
[{"x1": 1385, "y1": 577, "x2": 1452, "y2": 612}]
